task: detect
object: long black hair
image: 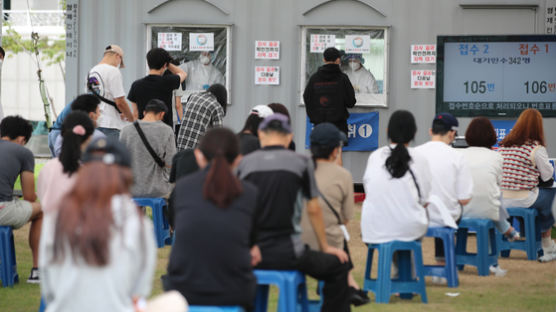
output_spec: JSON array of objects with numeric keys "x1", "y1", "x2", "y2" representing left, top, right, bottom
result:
[
  {"x1": 59, "y1": 111, "x2": 94, "y2": 176},
  {"x1": 385, "y1": 110, "x2": 417, "y2": 178}
]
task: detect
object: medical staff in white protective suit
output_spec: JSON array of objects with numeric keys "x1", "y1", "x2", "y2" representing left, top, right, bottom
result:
[
  {"x1": 179, "y1": 51, "x2": 225, "y2": 92},
  {"x1": 344, "y1": 54, "x2": 378, "y2": 94}
]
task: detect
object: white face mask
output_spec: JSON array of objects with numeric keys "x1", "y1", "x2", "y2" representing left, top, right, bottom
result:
[
  {"x1": 349, "y1": 62, "x2": 360, "y2": 71},
  {"x1": 199, "y1": 55, "x2": 211, "y2": 65}
]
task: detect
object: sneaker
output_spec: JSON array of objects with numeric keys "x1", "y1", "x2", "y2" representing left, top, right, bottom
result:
[
  {"x1": 542, "y1": 240, "x2": 556, "y2": 255},
  {"x1": 538, "y1": 252, "x2": 556, "y2": 263},
  {"x1": 431, "y1": 276, "x2": 447, "y2": 285},
  {"x1": 489, "y1": 265, "x2": 507, "y2": 277},
  {"x1": 27, "y1": 267, "x2": 39, "y2": 284}
]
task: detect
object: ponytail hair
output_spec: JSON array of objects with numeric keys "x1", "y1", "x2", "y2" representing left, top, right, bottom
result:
[
  {"x1": 59, "y1": 111, "x2": 94, "y2": 176},
  {"x1": 385, "y1": 110, "x2": 417, "y2": 178},
  {"x1": 198, "y1": 128, "x2": 242, "y2": 208}
]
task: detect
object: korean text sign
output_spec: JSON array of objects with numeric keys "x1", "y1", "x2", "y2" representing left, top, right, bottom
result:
[
  {"x1": 255, "y1": 66, "x2": 280, "y2": 85},
  {"x1": 411, "y1": 44, "x2": 436, "y2": 64},
  {"x1": 255, "y1": 41, "x2": 280, "y2": 60},
  {"x1": 490, "y1": 120, "x2": 515, "y2": 147},
  {"x1": 305, "y1": 112, "x2": 379, "y2": 151},
  {"x1": 411, "y1": 70, "x2": 436, "y2": 89}
]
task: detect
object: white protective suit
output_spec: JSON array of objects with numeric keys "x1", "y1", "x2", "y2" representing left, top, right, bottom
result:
[
  {"x1": 179, "y1": 58, "x2": 225, "y2": 92},
  {"x1": 346, "y1": 66, "x2": 379, "y2": 94}
]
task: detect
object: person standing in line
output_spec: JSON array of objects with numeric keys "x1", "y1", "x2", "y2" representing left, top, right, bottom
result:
[
  {"x1": 87, "y1": 44, "x2": 135, "y2": 141},
  {"x1": 127, "y1": 48, "x2": 187, "y2": 129},
  {"x1": 303, "y1": 47, "x2": 356, "y2": 135},
  {"x1": 497, "y1": 108, "x2": 556, "y2": 262},
  {"x1": 176, "y1": 84, "x2": 227, "y2": 151},
  {"x1": 0, "y1": 116, "x2": 43, "y2": 283},
  {"x1": 120, "y1": 99, "x2": 176, "y2": 198}
]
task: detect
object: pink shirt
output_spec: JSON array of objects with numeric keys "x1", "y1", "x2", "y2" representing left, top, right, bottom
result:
[{"x1": 37, "y1": 158, "x2": 77, "y2": 213}]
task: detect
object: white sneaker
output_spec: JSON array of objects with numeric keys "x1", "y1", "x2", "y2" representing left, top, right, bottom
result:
[
  {"x1": 538, "y1": 252, "x2": 556, "y2": 263},
  {"x1": 489, "y1": 265, "x2": 507, "y2": 277},
  {"x1": 542, "y1": 240, "x2": 556, "y2": 255}
]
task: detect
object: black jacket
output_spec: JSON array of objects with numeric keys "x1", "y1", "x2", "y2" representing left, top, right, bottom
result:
[{"x1": 303, "y1": 64, "x2": 356, "y2": 133}]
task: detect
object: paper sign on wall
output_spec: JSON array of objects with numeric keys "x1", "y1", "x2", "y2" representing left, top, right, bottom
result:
[
  {"x1": 411, "y1": 70, "x2": 436, "y2": 89},
  {"x1": 158, "y1": 33, "x2": 182, "y2": 51},
  {"x1": 255, "y1": 41, "x2": 280, "y2": 59},
  {"x1": 310, "y1": 34, "x2": 336, "y2": 53},
  {"x1": 255, "y1": 66, "x2": 280, "y2": 85},
  {"x1": 411, "y1": 44, "x2": 436, "y2": 64},
  {"x1": 345, "y1": 35, "x2": 371, "y2": 54},
  {"x1": 546, "y1": 0, "x2": 556, "y2": 34},
  {"x1": 189, "y1": 33, "x2": 214, "y2": 51}
]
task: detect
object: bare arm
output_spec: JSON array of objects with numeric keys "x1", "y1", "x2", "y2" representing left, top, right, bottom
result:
[
  {"x1": 114, "y1": 96, "x2": 135, "y2": 121},
  {"x1": 130, "y1": 101, "x2": 139, "y2": 121},
  {"x1": 306, "y1": 198, "x2": 348, "y2": 263},
  {"x1": 20, "y1": 171, "x2": 37, "y2": 202},
  {"x1": 175, "y1": 96, "x2": 183, "y2": 121},
  {"x1": 167, "y1": 63, "x2": 187, "y2": 83},
  {"x1": 459, "y1": 199, "x2": 471, "y2": 206}
]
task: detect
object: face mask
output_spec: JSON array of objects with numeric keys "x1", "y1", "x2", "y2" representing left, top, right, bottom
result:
[
  {"x1": 200, "y1": 55, "x2": 211, "y2": 65},
  {"x1": 349, "y1": 62, "x2": 359, "y2": 71}
]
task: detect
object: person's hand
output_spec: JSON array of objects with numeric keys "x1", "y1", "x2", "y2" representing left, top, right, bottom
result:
[
  {"x1": 132, "y1": 296, "x2": 146, "y2": 312},
  {"x1": 250, "y1": 245, "x2": 262, "y2": 267},
  {"x1": 324, "y1": 246, "x2": 349, "y2": 263}
]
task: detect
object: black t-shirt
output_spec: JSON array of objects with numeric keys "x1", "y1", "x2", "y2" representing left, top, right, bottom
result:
[
  {"x1": 127, "y1": 74, "x2": 180, "y2": 127},
  {"x1": 163, "y1": 169, "x2": 257, "y2": 307}
]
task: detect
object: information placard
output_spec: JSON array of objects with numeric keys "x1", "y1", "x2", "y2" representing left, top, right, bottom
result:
[
  {"x1": 255, "y1": 66, "x2": 280, "y2": 85},
  {"x1": 255, "y1": 41, "x2": 280, "y2": 59},
  {"x1": 158, "y1": 33, "x2": 182, "y2": 51},
  {"x1": 411, "y1": 70, "x2": 435, "y2": 89},
  {"x1": 437, "y1": 35, "x2": 556, "y2": 117},
  {"x1": 411, "y1": 44, "x2": 436, "y2": 64},
  {"x1": 345, "y1": 35, "x2": 371, "y2": 54},
  {"x1": 310, "y1": 34, "x2": 336, "y2": 53},
  {"x1": 189, "y1": 33, "x2": 214, "y2": 51}
]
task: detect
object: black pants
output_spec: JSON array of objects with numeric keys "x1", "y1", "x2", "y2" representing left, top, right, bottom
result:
[{"x1": 257, "y1": 246, "x2": 352, "y2": 312}]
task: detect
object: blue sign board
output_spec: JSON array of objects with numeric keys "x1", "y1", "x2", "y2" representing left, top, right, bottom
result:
[
  {"x1": 305, "y1": 112, "x2": 379, "y2": 151},
  {"x1": 490, "y1": 119, "x2": 515, "y2": 147}
]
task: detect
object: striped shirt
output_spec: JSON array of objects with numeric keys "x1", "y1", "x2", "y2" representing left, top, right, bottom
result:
[
  {"x1": 176, "y1": 92, "x2": 224, "y2": 151},
  {"x1": 499, "y1": 143, "x2": 540, "y2": 191}
]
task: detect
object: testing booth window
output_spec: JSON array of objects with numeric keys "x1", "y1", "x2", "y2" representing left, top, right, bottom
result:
[
  {"x1": 301, "y1": 27, "x2": 389, "y2": 107},
  {"x1": 148, "y1": 25, "x2": 232, "y2": 102}
]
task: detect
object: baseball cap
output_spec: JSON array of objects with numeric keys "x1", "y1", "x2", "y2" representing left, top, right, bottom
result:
[
  {"x1": 310, "y1": 122, "x2": 347, "y2": 147},
  {"x1": 105, "y1": 44, "x2": 125, "y2": 68},
  {"x1": 251, "y1": 105, "x2": 273, "y2": 118},
  {"x1": 82, "y1": 137, "x2": 132, "y2": 168},
  {"x1": 433, "y1": 112, "x2": 458, "y2": 131},
  {"x1": 258, "y1": 113, "x2": 291, "y2": 133}
]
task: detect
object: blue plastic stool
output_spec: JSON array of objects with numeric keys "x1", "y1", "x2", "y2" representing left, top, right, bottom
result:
[
  {"x1": 253, "y1": 270, "x2": 309, "y2": 312},
  {"x1": 189, "y1": 306, "x2": 245, "y2": 312},
  {"x1": 133, "y1": 197, "x2": 172, "y2": 248},
  {"x1": 455, "y1": 219, "x2": 498, "y2": 276},
  {"x1": 0, "y1": 226, "x2": 19, "y2": 287},
  {"x1": 423, "y1": 227, "x2": 458, "y2": 287},
  {"x1": 363, "y1": 241, "x2": 428, "y2": 304},
  {"x1": 497, "y1": 208, "x2": 542, "y2": 260}
]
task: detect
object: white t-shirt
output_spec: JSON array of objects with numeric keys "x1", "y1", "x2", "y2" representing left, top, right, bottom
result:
[
  {"x1": 361, "y1": 146, "x2": 431, "y2": 244},
  {"x1": 88, "y1": 63, "x2": 127, "y2": 130},
  {"x1": 459, "y1": 147, "x2": 502, "y2": 221},
  {"x1": 415, "y1": 141, "x2": 473, "y2": 223}
]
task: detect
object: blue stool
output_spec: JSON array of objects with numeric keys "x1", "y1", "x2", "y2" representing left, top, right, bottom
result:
[
  {"x1": 498, "y1": 208, "x2": 542, "y2": 260},
  {"x1": 455, "y1": 219, "x2": 498, "y2": 276},
  {"x1": 189, "y1": 306, "x2": 245, "y2": 312},
  {"x1": 133, "y1": 197, "x2": 172, "y2": 248},
  {"x1": 423, "y1": 227, "x2": 458, "y2": 287},
  {"x1": 253, "y1": 270, "x2": 309, "y2": 312},
  {"x1": 363, "y1": 241, "x2": 427, "y2": 304},
  {"x1": 0, "y1": 226, "x2": 19, "y2": 287},
  {"x1": 38, "y1": 297, "x2": 46, "y2": 312}
]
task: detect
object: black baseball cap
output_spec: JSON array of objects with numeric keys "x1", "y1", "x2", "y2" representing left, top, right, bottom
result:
[
  {"x1": 433, "y1": 112, "x2": 459, "y2": 131},
  {"x1": 310, "y1": 122, "x2": 347, "y2": 147},
  {"x1": 82, "y1": 137, "x2": 132, "y2": 168}
]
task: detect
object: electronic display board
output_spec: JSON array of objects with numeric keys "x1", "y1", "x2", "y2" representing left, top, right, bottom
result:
[{"x1": 436, "y1": 35, "x2": 556, "y2": 117}]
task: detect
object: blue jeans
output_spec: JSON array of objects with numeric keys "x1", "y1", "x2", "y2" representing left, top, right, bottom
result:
[
  {"x1": 529, "y1": 188, "x2": 556, "y2": 232},
  {"x1": 97, "y1": 127, "x2": 120, "y2": 141},
  {"x1": 48, "y1": 130, "x2": 61, "y2": 157}
]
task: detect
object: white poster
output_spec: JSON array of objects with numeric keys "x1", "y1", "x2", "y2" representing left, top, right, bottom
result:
[
  {"x1": 411, "y1": 70, "x2": 435, "y2": 89},
  {"x1": 158, "y1": 32, "x2": 182, "y2": 51},
  {"x1": 546, "y1": 0, "x2": 556, "y2": 34},
  {"x1": 189, "y1": 33, "x2": 215, "y2": 51},
  {"x1": 255, "y1": 41, "x2": 280, "y2": 60},
  {"x1": 310, "y1": 34, "x2": 336, "y2": 53},
  {"x1": 255, "y1": 66, "x2": 280, "y2": 85},
  {"x1": 345, "y1": 35, "x2": 371, "y2": 54},
  {"x1": 411, "y1": 44, "x2": 436, "y2": 64}
]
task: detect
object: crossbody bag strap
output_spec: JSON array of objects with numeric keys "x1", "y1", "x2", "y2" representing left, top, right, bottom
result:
[
  {"x1": 87, "y1": 73, "x2": 122, "y2": 113},
  {"x1": 320, "y1": 192, "x2": 343, "y2": 225},
  {"x1": 133, "y1": 121, "x2": 166, "y2": 168}
]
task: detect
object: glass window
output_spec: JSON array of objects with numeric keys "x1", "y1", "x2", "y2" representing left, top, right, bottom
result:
[{"x1": 301, "y1": 26, "x2": 389, "y2": 107}]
